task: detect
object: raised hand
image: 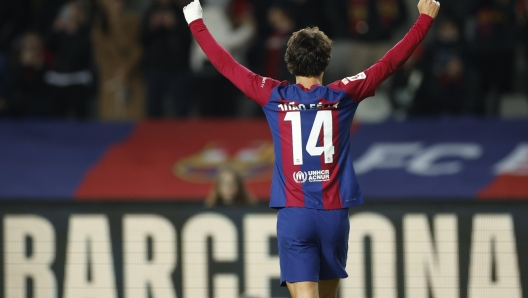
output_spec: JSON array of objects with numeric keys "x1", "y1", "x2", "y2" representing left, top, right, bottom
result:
[
  {"x1": 418, "y1": 0, "x2": 440, "y2": 19},
  {"x1": 183, "y1": 0, "x2": 203, "y2": 24}
]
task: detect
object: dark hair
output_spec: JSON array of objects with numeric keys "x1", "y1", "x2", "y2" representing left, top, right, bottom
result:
[
  {"x1": 205, "y1": 166, "x2": 255, "y2": 207},
  {"x1": 284, "y1": 27, "x2": 332, "y2": 77}
]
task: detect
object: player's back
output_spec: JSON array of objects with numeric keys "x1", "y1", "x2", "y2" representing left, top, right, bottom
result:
[
  {"x1": 188, "y1": 11, "x2": 436, "y2": 210},
  {"x1": 261, "y1": 83, "x2": 363, "y2": 210}
]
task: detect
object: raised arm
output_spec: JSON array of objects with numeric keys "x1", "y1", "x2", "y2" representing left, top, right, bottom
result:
[
  {"x1": 329, "y1": 0, "x2": 440, "y2": 103},
  {"x1": 183, "y1": 0, "x2": 281, "y2": 106}
]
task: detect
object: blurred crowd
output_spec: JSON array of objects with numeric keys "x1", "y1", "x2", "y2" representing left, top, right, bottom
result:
[{"x1": 0, "y1": 0, "x2": 526, "y2": 120}]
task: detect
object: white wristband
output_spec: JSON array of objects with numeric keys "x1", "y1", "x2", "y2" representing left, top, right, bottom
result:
[{"x1": 183, "y1": 0, "x2": 203, "y2": 24}]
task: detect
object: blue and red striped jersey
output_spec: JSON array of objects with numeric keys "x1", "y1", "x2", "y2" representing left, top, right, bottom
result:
[
  {"x1": 263, "y1": 82, "x2": 364, "y2": 209},
  {"x1": 189, "y1": 15, "x2": 434, "y2": 209}
]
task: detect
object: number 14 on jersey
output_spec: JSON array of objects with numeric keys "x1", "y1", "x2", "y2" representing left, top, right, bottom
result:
[{"x1": 284, "y1": 110, "x2": 335, "y2": 166}]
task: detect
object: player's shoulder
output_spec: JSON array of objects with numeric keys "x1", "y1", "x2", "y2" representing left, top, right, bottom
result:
[
  {"x1": 327, "y1": 72, "x2": 368, "y2": 90},
  {"x1": 263, "y1": 78, "x2": 290, "y2": 91}
]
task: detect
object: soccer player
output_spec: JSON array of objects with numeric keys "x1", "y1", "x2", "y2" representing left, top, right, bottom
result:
[{"x1": 183, "y1": 0, "x2": 439, "y2": 297}]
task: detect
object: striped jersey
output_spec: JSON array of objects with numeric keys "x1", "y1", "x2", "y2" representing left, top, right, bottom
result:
[{"x1": 262, "y1": 79, "x2": 367, "y2": 209}]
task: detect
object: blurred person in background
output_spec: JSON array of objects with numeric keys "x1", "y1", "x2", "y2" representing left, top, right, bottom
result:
[
  {"x1": 323, "y1": 0, "x2": 355, "y2": 83},
  {"x1": 412, "y1": 53, "x2": 479, "y2": 116},
  {"x1": 244, "y1": 1, "x2": 295, "y2": 117},
  {"x1": 205, "y1": 166, "x2": 256, "y2": 207},
  {"x1": 190, "y1": 0, "x2": 255, "y2": 117},
  {"x1": 409, "y1": 16, "x2": 478, "y2": 116},
  {"x1": 423, "y1": 16, "x2": 466, "y2": 66},
  {"x1": 284, "y1": 0, "x2": 328, "y2": 31},
  {"x1": 141, "y1": 0, "x2": 193, "y2": 118},
  {"x1": 46, "y1": 0, "x2": 94, "y2": 119},
  {"x1": 424, "y1": 0, "x2": 471, "y2": 22},
  {"x1": 3, "y1": 32, "x2": 54, "y2": 117},
  {"x1": 347, "y1": 0, "x2": 408, "y2": 76},
  {"x1": 245, "y1": 0, "x2": 273, "y2": 71},
  {"x1": 0, "y1": 1, "x2": 36, "y2": 116},
  {"x1": 263, "y1": 4, "x2": 296, "y2": 82},
  {"x1": 93, "y1": 0, "x2": 144, "y2": 121},
  {"x1": 465, "y1": 0, "x2": 524, "y2": 116},
  {"x1": 229, "y1": 0, "x2": 253, "y2": 29},
  {"x1": 324, "y1": 0, "x2": 408, "y2": 83},
  {"x1": 388, "y1": 44, "x2": 424, "y2": 118},
  {"x1": 0, "y1": 1, "x2": 34, "y2": 55}
]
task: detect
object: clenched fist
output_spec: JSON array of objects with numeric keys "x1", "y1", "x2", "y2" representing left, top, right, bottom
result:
[
  {"x1": 418, "y1": 0, "x2": 440, "y2": 19},
  {"x1": 183, "y1": 0, "x2": 203, "y2": 24}
]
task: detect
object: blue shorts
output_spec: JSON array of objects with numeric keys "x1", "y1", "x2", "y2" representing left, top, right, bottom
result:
[{"x1": 277, "y1": 207, "x2": 350, "y2": 286}]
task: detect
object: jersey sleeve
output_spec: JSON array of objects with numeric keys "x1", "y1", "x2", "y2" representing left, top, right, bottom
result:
[
  {"x1": 189, "y1": 19, "x2": 281, "y2": 106},
  {"x1": 328, "y1": 14, "x2": 434, "y2": 103}
]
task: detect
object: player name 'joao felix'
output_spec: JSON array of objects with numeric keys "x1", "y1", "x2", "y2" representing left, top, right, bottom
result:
[{"x1": 278, "y1": 101, "x2": 340, "y2": 111}]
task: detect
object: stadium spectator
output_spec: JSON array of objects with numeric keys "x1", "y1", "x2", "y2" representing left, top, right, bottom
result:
[
  {"x1": 46, "y1": 0, "x2": 94, "y2": 119},
  {"x1": 141, "y1": 0, "x2": 193, "y2": 118},
  {"x1": 388, "y1": 44, "x2": 424, "y2": 118},
  {"x1": 4, "y1": 32, "x2": 54, "y2": 117},
  {"x1": 263, "y1": 4, "x2": 295, "y2": 82},
  {"x1": 229, "y1": 0, "x2": 252, "y2": 27},
  {"x1": 205, "y1": 166, "x2": 256, "y2": 207},
  {"x1": 284, "y1": 0, "x2": 327, "y2": 31},
  {"x1": 426, "y1": 0, "x2": 471, "y2": 22},
  {"x1": 348, "y1": 0, "x2": 408, "y2": 76},
  {"x1": 244, "y1": 1, "x2": 295, "y2": 117},
  {"x1": 92, "y1": 0, "x2": 144, "y2": 121},
  {"x1": 410, "y1": 16, "x2": 478, "y2": 116},
  {"x1": 323, "y1": 0, "x2": 354, "y2": 83},
  {"x1": 0, "y1": 1, "x2": 34, "y2": 55},
  {"x1": 245, "y1": 0, "x2": 273, "y2": 67},
  {"x1": 324, "y1": 0, "x2": 408, "y2": 83},
  {"x1": 412, "y1": 53, "x2": 479, "y2": 116},
  {"x1": 189, "y1": 0, "x2": 255, "y2": 117},
  {"x1": 465, "y1": 0, "x2": 523, "y2": 116},
  {"x1": 0, "y1": 1, "x2": 36, "y2": 117}
]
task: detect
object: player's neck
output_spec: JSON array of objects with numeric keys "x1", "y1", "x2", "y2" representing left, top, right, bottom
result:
[{"x1": 296, "y1": 75, "x2": 323, "y2": 89}]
